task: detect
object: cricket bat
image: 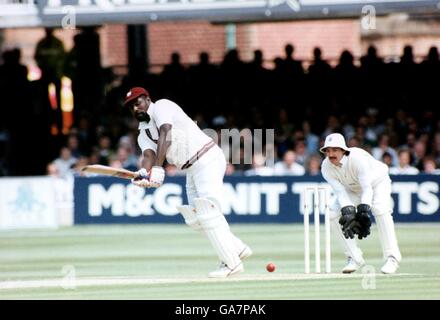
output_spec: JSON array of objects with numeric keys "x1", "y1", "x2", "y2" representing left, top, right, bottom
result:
[{"x1": 81, "y1": 165, "x2": 139, "y2": 179}]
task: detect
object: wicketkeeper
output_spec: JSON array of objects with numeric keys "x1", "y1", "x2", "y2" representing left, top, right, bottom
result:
[
  {"x1": 320, "y1": 133, "x2": 402, "y2": 274},
  {"x1": 123, "y1": 87, "x2": 252, "y2": 278}
]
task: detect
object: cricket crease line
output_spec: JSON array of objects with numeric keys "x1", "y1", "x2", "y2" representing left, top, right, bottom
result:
[{"x1": 0, "y1": 273, "x2": 429, "y2": 290}]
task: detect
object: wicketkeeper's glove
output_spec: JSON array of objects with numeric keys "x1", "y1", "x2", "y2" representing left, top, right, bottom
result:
[
  {"x1": 339, "y1": 205, "x2": 361, "y2": 239},
  {"x1": 355, "y1": 204, "x2": 372, "y2": 240}
]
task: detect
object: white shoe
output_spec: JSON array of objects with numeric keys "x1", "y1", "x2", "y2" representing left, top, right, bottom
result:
[
  {"x1": 208, "y1": 262, "x2": 244, "y2": 278},
  {"x1": 342, "y1": 257, "x2": 365, "y2": 274},
  {"x1": 381, "y1": 256, "x2": 399, "y2": 274},
  {"x1": 239, "y1": 245, "x2": 253, "y2": 260}
]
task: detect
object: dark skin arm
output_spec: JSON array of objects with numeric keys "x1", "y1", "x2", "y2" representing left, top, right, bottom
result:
[
  {"x1": 154, "y1": 124, "x2": 172, "y2": 167},
  {"x1": 142, "y1": 149, "x2": 156, "y2": 172}
]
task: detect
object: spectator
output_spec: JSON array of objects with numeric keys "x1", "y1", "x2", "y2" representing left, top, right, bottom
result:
[
  {"x1": 302, "y1": 121, "x2": 320, "y2": 154},
  {"x1": 225, "y1": 163, "x2": 237, "y2": 176},
  {"x1": 274, "y1": 150, "x2": 305, "y2": 176},
  {"x1": 71, "y1": 156, "x2": 89, "y2": 177},
  {"x1": 372, "y1": 134, "x2": 398, "y2": 167},
  {"x1": 96, "y1": 135, "x2": 114, "y2": 165},
  {"x1": 34, "y1": 28, "x2": 66, "y2": 83},
  {"x1": 108, "y1": 155, "x2": 123, "y2": 169},
  {"x1": 294, "y1": 139, "x2": 309, "y2": 167},
  {"x1": 244, "y1": 154, "x2": 274, "y2": 176},
  {"x1": 46, "y1": 162, "x2": 60, "y2": 178},
  {"x1": 53, "y1": 147, "x2": 77, "y2": 179},
  {"x1": 115, "y1": 146, "x2": 138, "y2": 171},
  {"x1": 305, "y1": 154, "x2": 322, "y2": 176},
  {"x1": 348, "y1": 136, "x2": 361, "y2": 148},
  {"x1": 382, "y1": 151, "x2": 393, "y2": 168},
  {"x1": 389, "y1": 148, "x2": 419, "y2": 175},
  {"x1": 66, "y1": 134, "x2": 83, "y2": 158},
  {"x1": 422, "y1": 156, "x2": 440, "y2": 175}
]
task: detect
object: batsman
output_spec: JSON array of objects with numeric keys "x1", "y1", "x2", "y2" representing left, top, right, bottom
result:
[
  {"x1": 123, "y1": 87, "x2": 252, "y2": 278},
  {"x1": 320, "y1": 133, "x2": 402, "y2": 274}
]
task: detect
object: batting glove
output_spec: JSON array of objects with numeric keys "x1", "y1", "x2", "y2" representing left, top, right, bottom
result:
[
  {"x1": 149, "y1": 166, "x2": 165, "y2": 188},
  {"x1": 131, "y1": 168, "x2": 152, "y2": 188}
]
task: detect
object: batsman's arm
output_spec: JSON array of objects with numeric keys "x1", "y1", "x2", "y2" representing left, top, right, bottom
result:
[
  {"x1": 141, "y1": 149, "x2": 157, "y2": 172},
  {"x1": 154, "y1": 123, "x2": 172, "y2": 167}
]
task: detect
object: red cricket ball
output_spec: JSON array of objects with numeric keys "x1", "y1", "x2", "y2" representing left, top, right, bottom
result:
[{"x1": 266, "y1": 263, "x2": 276, "y2": 272}]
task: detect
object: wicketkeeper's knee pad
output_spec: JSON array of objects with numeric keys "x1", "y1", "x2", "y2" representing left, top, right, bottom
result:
[
  {"x1": 328, "y1": 200, "x2": 342, "y2": 221},
  {"x1": 176, "y1": 205, "x2": 202, "y2": 232},
  {"x1": 371, "y1": 205, "x2": 392, "y2": 217}
]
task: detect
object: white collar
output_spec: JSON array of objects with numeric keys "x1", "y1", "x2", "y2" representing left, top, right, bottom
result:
[{"x1": 146, "y1": 101, "x2": 155, "y2": 117}]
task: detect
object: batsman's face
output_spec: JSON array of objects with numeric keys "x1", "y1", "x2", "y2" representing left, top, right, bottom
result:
[
  {"x1": 325, "y1": 147, "x2": 345, "y2": 165},
  {"x1": 129, "y1": 96, "x2": 151, "y2": 122}
]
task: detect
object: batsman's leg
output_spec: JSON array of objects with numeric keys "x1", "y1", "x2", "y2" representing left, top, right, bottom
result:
[
  {"x1": 190, "y1": 146, "x2": 251, "y2": 277},
  {"x1": 177, "y1": 205, "x2": 203, "y2": 232},
  {"x1": 185, "y1": 162, "x2": 251, "y2": 260},
  {"x1": 194, "y1": 197, "x2": 243, "y2": 278}
]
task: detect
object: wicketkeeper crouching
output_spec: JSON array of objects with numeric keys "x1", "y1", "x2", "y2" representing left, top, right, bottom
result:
[{"x1": 320, "y1": 133, "x2": 402, "y2": 274}]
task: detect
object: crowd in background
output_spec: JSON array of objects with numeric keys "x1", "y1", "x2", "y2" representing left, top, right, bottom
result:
[{"x1": 1, "y1": 27, "x2": 440, "y2": 179}]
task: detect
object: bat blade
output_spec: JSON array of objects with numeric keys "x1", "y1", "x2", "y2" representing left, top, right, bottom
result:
[{"x1": 81, "y1": 165, "x2": 138, "y2": 179}]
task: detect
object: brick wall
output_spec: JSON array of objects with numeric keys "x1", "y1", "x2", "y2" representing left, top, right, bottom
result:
[
  {"x1": 148, "y1": 21, "x2": 226, "y2": 70},
  {"x1": 147, "y1": 19, "x2": 362, "y2": 71},
  {"x1": 100, "y1": 24, "x2": 127, "y2": 68},
  {"x1": 362, "y1": 36, "x2": 440, "y2": 62},
  {"x1": 1, "y1": 25, "x2": 126, "y2": 71},
  {"x1": 2, "y1": 19, "x2": 440, "y2": 75},
  {"x1": 237, "y1": 19, "x2": 361, "y2": 67},
  {"x1": 2, "y1": 28, "x2": 77, "y2": 69}
]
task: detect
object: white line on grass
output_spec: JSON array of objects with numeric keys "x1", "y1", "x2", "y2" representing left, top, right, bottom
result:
[{"x1": 0, "y1": 273, "x2": 427, "y2": 290}]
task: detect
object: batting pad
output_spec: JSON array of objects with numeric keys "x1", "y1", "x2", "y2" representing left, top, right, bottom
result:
[
  {"x1": 375, "y1": 214, "x2": 402, "y2": 262},
  {"x1": 330, "y1": 219, "x2": 364, "y2": 263},
  {"x1": 194, "y1": 198, "x2": 241, "y2": 269},
  {"x1": 204, "y1": 197, "x2": 247, "y2": 256},
  {"x1": 176, "y1": 205, "x2": 203, "y2": 232}
]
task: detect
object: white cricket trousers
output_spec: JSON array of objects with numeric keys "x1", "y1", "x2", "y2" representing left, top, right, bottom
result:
[
  {"x1": 330, "y1": 176, "x2": 402, "y2": 262},
  {"x1": 184, "y1": 144, "x2": 247, "y2": 269},
  {"x1": 185, "y1": 145, "x2": 227, "y2": 208}
]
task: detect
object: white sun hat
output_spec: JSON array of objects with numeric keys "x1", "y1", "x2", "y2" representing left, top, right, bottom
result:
[{"x1": 320, "y1": 133, "x2": 349, "y2": 154}]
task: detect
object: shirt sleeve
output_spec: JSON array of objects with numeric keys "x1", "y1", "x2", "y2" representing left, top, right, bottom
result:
[
  {"x1": 352, "y1": 153, "x2": 374, "y2": 206},
  {"x1": 152, "y1": 100, "x2": 175, "y2": 128},
  {"x1": 322, "y1": 164, "x2": 354, "y2": 208},
  {"x1": 138, "y1": 134, "x2": 157, "y2": 154}
]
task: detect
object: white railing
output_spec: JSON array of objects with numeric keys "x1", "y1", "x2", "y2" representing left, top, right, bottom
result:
[
  {"x1": 0, "y1": 1, "x2": 40, "y2": 28},
  {"x1": 0, "y1": 0, "x2": 36, "y2": 4}
]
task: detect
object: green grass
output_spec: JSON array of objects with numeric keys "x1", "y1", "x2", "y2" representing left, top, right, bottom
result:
[{"x1": 0, "y1": 223, "x2": 439, "y2": 299}]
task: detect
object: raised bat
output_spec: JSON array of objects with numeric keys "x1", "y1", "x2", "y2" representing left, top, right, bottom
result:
[{"x1": 81, "y1": 165, "x2": 139, "y2": 180}]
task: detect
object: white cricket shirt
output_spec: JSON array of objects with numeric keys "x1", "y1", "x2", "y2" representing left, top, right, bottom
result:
[
  {"x1": 137, "y1": 99, "x2": 213, "y2": 169},
  {"x1": 321, "y1": 147, "x2": 389, "y2": 207}
]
